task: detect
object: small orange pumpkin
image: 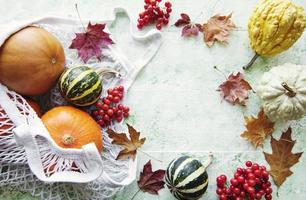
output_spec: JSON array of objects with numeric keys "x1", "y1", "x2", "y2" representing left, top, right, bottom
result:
[
  {"x1": 41, "y1": 106, "x2": 103, "y2": 152},
  {"x1": 0, "y1": 26, "x2": 65, "y2": 96}
]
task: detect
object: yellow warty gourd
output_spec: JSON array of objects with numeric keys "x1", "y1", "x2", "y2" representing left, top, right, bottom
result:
[{"x1": 245, "y1": 0, "x2": 306, "y2": 69}]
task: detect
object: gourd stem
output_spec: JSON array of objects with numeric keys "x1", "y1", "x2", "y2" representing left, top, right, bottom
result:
[
  {"x1": 281, "y1": 82, "x2": 296, "y2": 97},
  {"x1": 243, "y1": 53, "x2": 259, "y2": 70},
  {"x1": 203, "y1": 152, "x2": 214, "y2": 171},
  {"x1": 95, "y1": 67, "x2": 121, "y2": 78},
  {"x1": 62, "y1": 134, "x2": 74, "y2": 145}
]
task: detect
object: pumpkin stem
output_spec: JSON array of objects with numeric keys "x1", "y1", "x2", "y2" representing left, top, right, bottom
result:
[
  {"x1": 203, "y1": 152, "x2": 214, "y2": 171},
  {"x1": 62, "y1": 134, "x2": 74, "y2": 146},
  {"x1": 243, "y1": 53, "x2": 259, "y2": 70},
  {"x1": 95, "y1": 67, "x2": 121, "y2": 78},
  {"x1": 281, "y1": 82, "x2": 296, "y2": 97}
]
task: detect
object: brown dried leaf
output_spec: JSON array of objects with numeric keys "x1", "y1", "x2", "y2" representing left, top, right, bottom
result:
[
  {"x1": 202, "y1": 13, "x2": 236, "y2": 46},
  {"x1": 107, "y1": 124, "x2": 145, "y2": 160},
  {"x1": 264, "y1": 128, "x2": 303, "y2": 187},
  {"x1": 241, "y1": 110, "x2": 275, "y2": 148},
  {"x1": 138, "y1": 160, "x2": 166, "y2": 195}
]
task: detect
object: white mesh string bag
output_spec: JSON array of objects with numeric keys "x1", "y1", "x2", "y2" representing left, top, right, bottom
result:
[{"x1": 0, "y1": 7, "x2": 162, "y2": 200}]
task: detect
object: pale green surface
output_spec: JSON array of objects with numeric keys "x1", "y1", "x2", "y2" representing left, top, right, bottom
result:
[{"x1": 0, "y1": 0, "x2": 306, "y2": 199}]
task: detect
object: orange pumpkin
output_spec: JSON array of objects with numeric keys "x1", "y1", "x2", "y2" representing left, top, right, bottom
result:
[
  {"x1": 41, "y1": 106, "x2": 103, "y2": 152},
  {"x1": 0, "y1": 26, "x2": 65, "y2": 96}
]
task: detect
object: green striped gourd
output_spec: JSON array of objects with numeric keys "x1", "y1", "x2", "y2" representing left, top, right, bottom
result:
[
  {"x1": 165, "y1": 155, "x2": 213, "y2": 200},
  {"x1": 59, "y1": 66, "x2": 119, "y2": 106}
]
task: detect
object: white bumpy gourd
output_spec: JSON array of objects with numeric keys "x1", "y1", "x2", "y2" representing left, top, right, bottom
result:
[{"x1": 257, "y1": 63, "x2": 306, "y2": 121}]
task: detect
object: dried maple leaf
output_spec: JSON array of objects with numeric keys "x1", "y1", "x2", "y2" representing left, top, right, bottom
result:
[
  {"x1": 202, "y1": 13, "x2": 236, "y2": 46},
  {"x1": 69, "y1": 22, "x2": 114, "y2": 63},
  {"x1": 217, "y1": 72, "x2": 252, "y2": 105},
  {"x1": 241, "y1": 110, "x2": 275, "y2": 148},
  {"x1": 175, "y1": 13, "x2": 203, "y2": 37},
  {"x1": 138, "y1": 160, "x2": 165, "y2": 195},
  {"x1": 107, "y1": 124, "x2": 145, "y2": 160},
  {"x1": 264, "y1": 127, "x2": 303, "y2": 187}
]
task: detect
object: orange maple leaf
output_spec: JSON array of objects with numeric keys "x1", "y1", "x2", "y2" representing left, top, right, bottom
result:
[{"x1": 241, "y1": 110, "x2": 274, "y2": 148}]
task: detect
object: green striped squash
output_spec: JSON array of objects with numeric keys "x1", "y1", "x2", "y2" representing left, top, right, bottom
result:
[
  {"x1": 59, "y1": 66, "x2": 102, "y2": 106},
  {"x1": 165, "y1": 156, "x2": 209, "y2": 200}
]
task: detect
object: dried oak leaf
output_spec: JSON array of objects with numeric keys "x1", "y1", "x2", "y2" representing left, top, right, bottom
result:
[
  {"x1": 138, "y1": 160, "x2": 166, "y2": 195},
  {"x1": 203, "y1": 13, "x2": 236, "y2": 46},
  {"x1": 241, "y1": 110, "x2": 275, "y2": 148},
  {"x1": 217, "y1": 72, "x2": 252, "y2": 105},
  {"x1": 264, "y1": 127, "x2": 303, "y2": 187},
  {"x1": 69, "y1": 22, "x2": 114, "y2": 63},
  {"x1": 107, "y1": 124, "x2": 145, "y2": 160}
]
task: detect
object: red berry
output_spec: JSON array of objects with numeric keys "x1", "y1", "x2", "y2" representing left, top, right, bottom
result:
[
  {"x1": 220, "y1": 175, "x2": 227, "y2": 182},
  {"x1": 233, "y1": 187, "x2": 240, "y2": 195},
  {"x1": 247, "y1": 187, "x2": 255, "y2": 194},
  {"x1": 237, "y1": 176, "x2": 245, "y2": 184},
  {"x1": 166, "y1": 8, "x2": 172, "y2": 13},
  {"x1": 123, "y1": 112, "x2": 129, "y2": 118},
  {"x1": 240, "y1": 191, "x2": 246, "y2": 197},
  {"x1": 116, "y1": 110, "x2": 123, "y2": 116},
  {"x1": 247, "y1": 173, "x2": 255, "y2": 180},
  {"x1": 96, "y1": 102, "x2": 103, "y2": 108},
  {"x1": 247, "y1": 179, "x2": 256, "y2": 187},
  {"x1": 262, "y1": 171, "x2": 269, "y2": 179},
  {"x1": 107, "y1": 109, "x2": 114, "y2": 116},
  {"x1": 118, "y1": 85, "x2": 124, "y2": 92},
  {"x1": 98, "y1": 109, "x2": 104, "y2": 115},
  {"x1": 246, "y1": 161, "x2": 252, "y2": 167},
  {"x1": 252, "y1": 163, "x2": 259, "y2": 170},
  {"x1": 165, "y1": 13, "x2": 170, "y2": 18},
  {"x1": 266, "y1": 181, "x2": 271, "y2": 187},
  {"x1": 103, "y1": 98, "x2": 111, "y2": 105},
  {"x1": 113, "y1": 96, "x2": 120, "y2": 103},
  {"x1": 118, "y1": 93, "x2": 124, "y2": 99},
  {"x1": 116, "y1": 116, "x2": 123, "y2": 122},
  {"x1": 137, "y1": 24, "x2": 143, "y2": 29},
  {"x1": 246, "y1": 168, "x2": 253, "y2": 174},
  {"x1": 103, "y1": 114, "x2": 110, "y2": 121},
  {"x1": 254, "y1": 169, "x2": 261, "y2": 177},
  {"x1": 255, "y1": 193, "x2": 262, "y2": 200},
  {"x1": 102, "y1": 104, "x2": 109, "y2": 111},
  {"x1": 123, "y1": 107, "x2": 130, "y2": 113},
  {"x1": 216, "y1": 177, "x2": 224, "y2": 185},
  {"x1": 144, "y1": 4, "x2": 149, "y2": 9},
  {"x1": 144, "y1": 0, "x2": 150, "y2": 3},
  {"x1": 150, "y1": 0, "x2": 156, "y2": 6},
  {"x1": 216, "y1": 188, "x2": 223, "y2": 195},
  {"x1": 107, "y1": 95, "x2": 114, "y2": 101},
  {"x1": 92, "y1": 110, "x2": 99, "y2": 116},
  {"x1": 230, "y1": 178, "x2": 239, "y2": 186},
  {"x1": 107, "y1": 88, "x2": 113, "y2": 94},
  {"x1": 234, "y1": 172, "x2": 240, "y2": 179},
  {"x1": 156, "y1": 0, "x2": 161, "y2": 2},
  {"x1": 220, "y1": 194, "x2": 227, "y2": 200},
  {"x1": 156, "y1": 23, "x2": 162, "y2": 30},
  {"x1": 265, "y1": 188, "x2": 272, "y2": 194},
  {"x1": 118, "y1": 104, "x2": 124, "y2": 110},
  {"x1": 236, "y1": 168, "x2": 244, "y2": 174},
  {"x1": 165, "y1": 1, "x2": 172, "y2": 8},
  {"x1": 163, "y1": 18, "x2": 169, "y2": 24},
  {"x1": 97, "y1": 119, "x2": 104, "y2": 126},
  {"x1": 265, "y1": 194, "x2": 272, "y2": 200},
  {"x1": 243, "y1": 183, "x2": 249, "y2": 190}
]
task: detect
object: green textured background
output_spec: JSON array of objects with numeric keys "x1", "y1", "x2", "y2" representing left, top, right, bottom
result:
[{"x1": 0, "y1": 0, "x2": 306, "y2": 199}]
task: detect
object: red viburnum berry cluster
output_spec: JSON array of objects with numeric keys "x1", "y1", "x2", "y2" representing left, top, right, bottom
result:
[
  {"x1": 91, "y1": 86, "x2": 130, "y2": 127},
  {"x1": 216, "y1": 161, "x2": 273, "y2": 200},
  {"x1": 137, "y1": 0, "x2": 172, "y2": 30}
]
